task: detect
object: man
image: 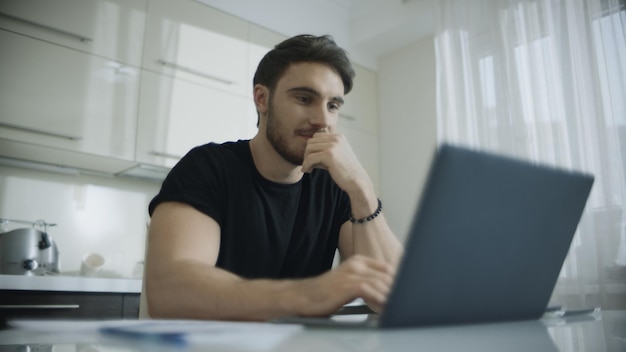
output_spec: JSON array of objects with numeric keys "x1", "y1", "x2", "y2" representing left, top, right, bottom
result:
[{"x1": 144, "y1": 34, "x2": 403, "y2": 321}]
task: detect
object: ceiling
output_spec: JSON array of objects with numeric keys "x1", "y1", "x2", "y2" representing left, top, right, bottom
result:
[
  {"x1": 342, "y1": 0, "x2": 437, "y2": 58},
  {"x1": 198, "y1": 0, "x2": 437, "y2": 68}
]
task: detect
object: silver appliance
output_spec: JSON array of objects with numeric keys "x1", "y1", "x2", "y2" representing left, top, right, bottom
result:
[{"x1": 0, "y1": 219, "x2": 60, "y2": 275}]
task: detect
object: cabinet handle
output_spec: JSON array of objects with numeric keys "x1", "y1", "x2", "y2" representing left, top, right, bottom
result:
[
  {"x1": 157, "y1": 60, "x2": 235, "y2": 85},
  {"x1": 149, "y1": 150, "x2": 183, "y2": 160},
  {"x1": 0, "y1": 122, "x2": 83, "y2": 140},
  {"x1": 0, "y1": 304, "x2": 80, "y2": 309},
  {"x1": 0, "y1": 12, "x2": 93, "y2": 43}
]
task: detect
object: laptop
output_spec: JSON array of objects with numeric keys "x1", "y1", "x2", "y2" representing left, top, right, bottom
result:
[{"x1": 275, "y1": 143, "x2": 594, "y2": 328}]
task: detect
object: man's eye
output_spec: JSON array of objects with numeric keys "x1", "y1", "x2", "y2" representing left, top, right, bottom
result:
[
  {"x1": 296, "y1": 96, "x2": 311, "y2": 104},
  {"x1": 328, "y1": 103, "x2": 340, "y2": 111}
]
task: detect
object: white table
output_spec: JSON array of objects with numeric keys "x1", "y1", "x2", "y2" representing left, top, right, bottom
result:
[{"x1": 0, "y1": 310, "x2": 624, "y2": 351}]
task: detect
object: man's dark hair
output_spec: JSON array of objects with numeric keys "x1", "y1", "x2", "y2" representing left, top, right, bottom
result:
[{"x1": 253, "y1": 34, "x2": 355, "y2": 95}]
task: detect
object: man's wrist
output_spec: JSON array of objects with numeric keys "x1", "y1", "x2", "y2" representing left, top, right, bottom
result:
[
  {"x1": 346, "y1": 182, "x2": 379, "y2": 219},
  {"x1": 274, "y1": 279, "x2": 310, "y2": 317},
  {"x1": 350, "y1": 198, "x2": 383, "y2": 224}
]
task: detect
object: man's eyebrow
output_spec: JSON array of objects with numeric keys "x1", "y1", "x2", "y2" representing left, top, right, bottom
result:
[{"x1": 287, "y1": 87, "x2": 344, "y2": 105}]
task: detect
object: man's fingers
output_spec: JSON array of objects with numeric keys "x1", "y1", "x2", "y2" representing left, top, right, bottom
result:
[
  {"x1": 337, "y1": 256, "x2": 396, "y2": 312},
  {"x1": 353, "y1": 277, "x2": 390, "y2": 313},
  {"x1": 302, "y1": 137, "x2": 336, "y2": 173},
  {"x1": 343, "y1": 255, "x2": 396, "y2": 277},
  {"x1": 301, "y1": 153, "x2": 326, "y2": 173},
  {"x1": 292, "y1": 256, "x2": 396, "y2": 317}
]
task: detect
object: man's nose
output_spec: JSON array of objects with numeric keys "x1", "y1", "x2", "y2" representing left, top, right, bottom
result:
[{"x1": 308, "y1": 104, "x2": 332, "y2": 129}]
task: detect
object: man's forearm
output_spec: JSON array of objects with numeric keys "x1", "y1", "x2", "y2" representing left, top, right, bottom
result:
[
  {"x1": 351, "y1": 214, "x2": 403, "y2": 267},
  {"x1": 146, "y1": 259, "x2": 297, "y2": 321},
  {"x1": 145, "y1": 256, "x2": 394, "y2": 320},
  {"x1": 346, "y1": 186, "x2": 404, "y2": 268}
]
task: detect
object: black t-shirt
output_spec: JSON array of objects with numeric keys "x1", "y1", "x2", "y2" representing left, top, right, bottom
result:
[{"x1": 149, "y1": 140, "x2": 351, "y2": 279}]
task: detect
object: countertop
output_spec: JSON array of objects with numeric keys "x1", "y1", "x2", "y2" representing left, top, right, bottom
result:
[{"x1": 0, "y1": 274, "x2": 141, "y2": 293}]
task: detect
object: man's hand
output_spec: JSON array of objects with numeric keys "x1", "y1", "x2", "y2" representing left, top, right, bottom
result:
[
  {"x1": 301, "y1": 132, "x2": 370, "y2": 194},
  {"x1": 289, "y1": 255, "x2": 395, "y2": 316}
]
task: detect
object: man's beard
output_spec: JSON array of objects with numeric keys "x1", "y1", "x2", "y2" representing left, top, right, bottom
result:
[{"x1": 266, "y1": 97, "x2": 305, "y2": 166}]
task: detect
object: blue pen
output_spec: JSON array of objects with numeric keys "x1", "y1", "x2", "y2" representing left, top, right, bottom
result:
[{"x1": 100, "y1": 324, "x2": 188, "y2": 347}]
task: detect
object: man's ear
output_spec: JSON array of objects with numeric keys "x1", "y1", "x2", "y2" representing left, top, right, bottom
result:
[{"x1": 253, "y1": 84, "x2": 269, "y2": 114}]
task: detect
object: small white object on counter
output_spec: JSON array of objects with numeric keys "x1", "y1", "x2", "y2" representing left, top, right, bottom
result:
[
  {"x1": 0, "y1": 274, "x2": 141, "y2": 293},
  {"x1": 80, "y1": 252, "x2": 106, "y2": 277}
]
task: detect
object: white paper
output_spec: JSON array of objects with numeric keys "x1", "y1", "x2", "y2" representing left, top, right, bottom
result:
[{"x1": 9, "y1": 318, "x2": 303, "y2": 351}]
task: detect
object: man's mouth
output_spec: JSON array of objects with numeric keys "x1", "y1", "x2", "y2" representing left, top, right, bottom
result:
[
  {"x1": 296, "y1": 131, "x2": 316, "y2": 139},
  {"x1": 296, "y1": 129, "x2": 327, "y2": 139}
]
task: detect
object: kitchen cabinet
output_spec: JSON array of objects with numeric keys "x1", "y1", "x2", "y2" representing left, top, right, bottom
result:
[
  {"x1": 0, "y1": 29, "x2": 140, "y2": 163},
  {"x1": 338, "y1": 66, "x2": 380, "y2": 192},
  {"x1": 135, "y1": 0, "x2": 280, "y2": 168},
  {"x1": 0, "y1": 275, "x2": 142, "y2": 320},
  {"x1": 0, "y1": 0, "x2": 381, "y2": 184},
  {"x1": 247, "y1": 23, "x2": 286, "y2": 87},
  {"x1": 135, "y1": 70, "x2": 258, "y2": 168},
  {"x1": 339, "y1": 65, "x2": 379, "y2": 135},
  {"x1": 142, "y1": 0, "x2": 250, "y2": 97},
  {"x1": 0, "y1": 290, "x2": 140, "y2": 319},
  {"x1": 0, "y1": 0, "x2": 147, "y2": 67}
]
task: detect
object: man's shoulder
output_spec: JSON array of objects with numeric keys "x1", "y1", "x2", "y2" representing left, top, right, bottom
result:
[
  {"x1": 192, "y1": 139, "x2": 249, "y2": 153},
  {"x1": 167, "y1": 140, "x2": 252, "y2": 179},
  {"x1": 187, "y1": 140, "x2": 250, "y2": 162}
]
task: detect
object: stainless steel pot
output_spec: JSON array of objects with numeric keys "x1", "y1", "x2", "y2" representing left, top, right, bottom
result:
[{"x1": 0, "y1": 219, "x2": 60, "y2": 275}]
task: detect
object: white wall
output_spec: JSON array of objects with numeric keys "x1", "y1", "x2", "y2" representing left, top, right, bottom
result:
[
  {"x1": 0, "y1": 166, "x2": 160, "y2": 278},
  {"x1": 378, "y1": 36, "x2": 437, "y2": 243}
]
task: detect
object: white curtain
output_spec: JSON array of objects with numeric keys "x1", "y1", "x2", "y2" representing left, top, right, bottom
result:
[{"x1": 435, "y1": 0, "x2": 626, "y2": 309}]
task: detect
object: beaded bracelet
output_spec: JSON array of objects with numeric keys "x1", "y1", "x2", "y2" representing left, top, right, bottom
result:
[{"x1": 349, "y1": 198, "x2": 383, "y2": 224}]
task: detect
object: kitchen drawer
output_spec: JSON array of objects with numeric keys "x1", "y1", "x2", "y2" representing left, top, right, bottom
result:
[
  {"x1": 0, "y1": 290, "x2": 140, "y2": 320},
  {"x1": 122, "y1": 293, "x2": 140, "y2": 319}
]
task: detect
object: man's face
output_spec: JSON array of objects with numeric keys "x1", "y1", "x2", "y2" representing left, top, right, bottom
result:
[{"x1": 264, "y1": 62, "x2": 345, "y2": 166}]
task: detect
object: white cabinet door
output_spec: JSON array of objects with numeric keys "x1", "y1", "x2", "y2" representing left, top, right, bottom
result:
[
  {"x1": 247, "y1": 24, "x2": 285, "y2": 90},
  {"x1": 339, "y1": 65, "x2": 379, "y2": 134},
  {"x1": 143, "y1": 0, "x2": 250, "y2": 97},
  {"x1": 0, "y1": 0, "x2": 147, "y2": 66},
  {"x1": 0, "y1": 30, "x2": 139, "y2": 160},
  {"x1": 135, "y1": 70, "x2": 258, "y2": 168}
]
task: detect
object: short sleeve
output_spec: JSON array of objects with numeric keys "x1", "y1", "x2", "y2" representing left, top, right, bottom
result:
[{"x1": 148, "y1": 144, "x2": 226, "y2": 225}]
